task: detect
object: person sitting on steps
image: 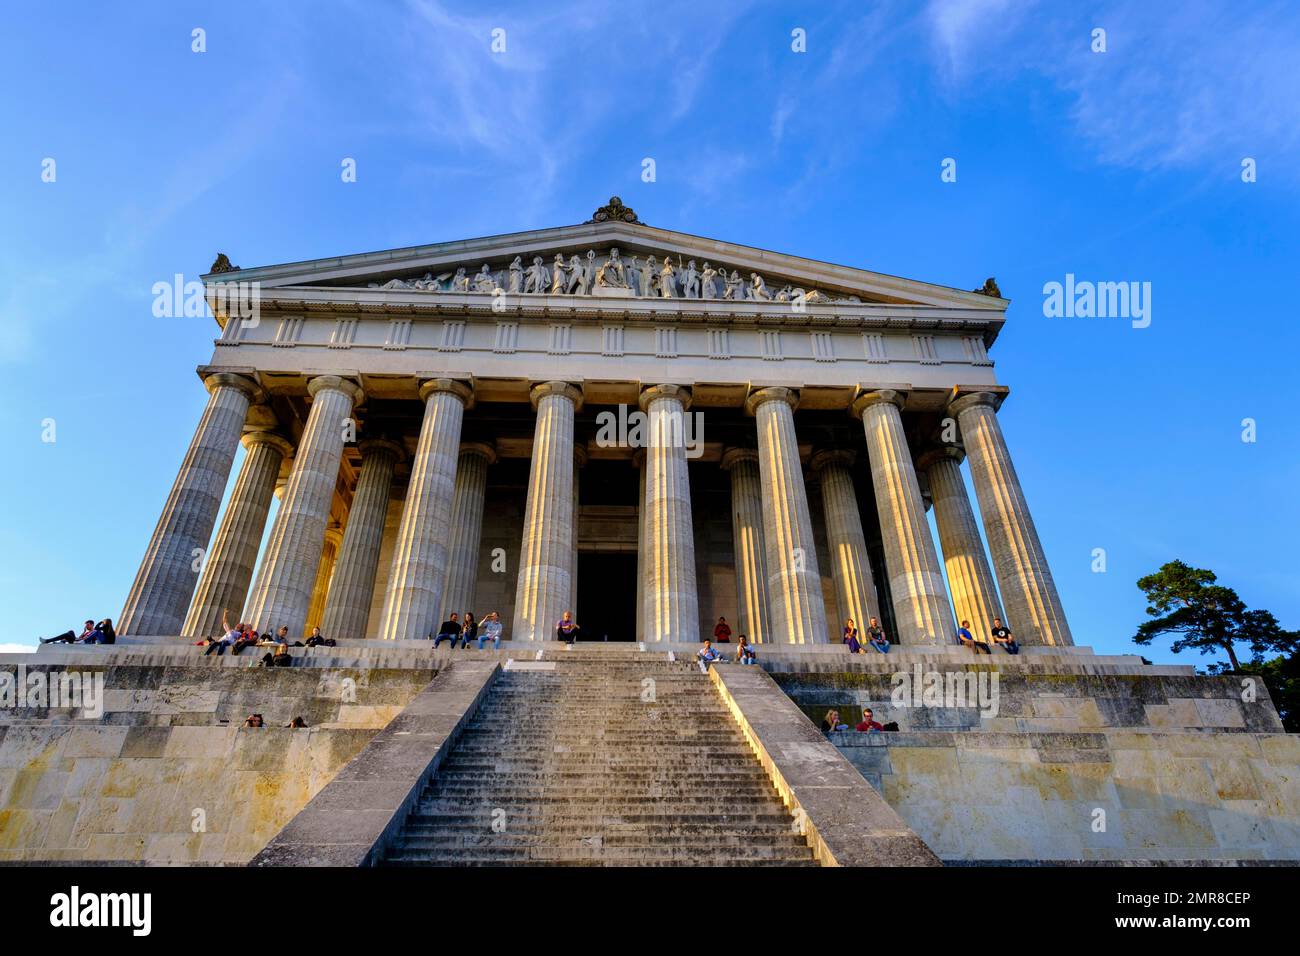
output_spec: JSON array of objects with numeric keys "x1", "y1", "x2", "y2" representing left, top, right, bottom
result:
[
  {"x1": 696, "y1": 639, "x2": 723, "y2": 673},
  {"x1": 956, "y1": 619, "x2": 991, "y2": 654},
  {"x1": 259, "y1": 642, "x2": 292, "y2": 667},
  {"x1": 821, "y1": 709, "x2": 849, "y2": 733},
  {"x1": 556, "y1": 611, "x2": 580, "y2": 645},
  {"x1": 432, "y1": 613, "x2": 461, "y2": 648},
  {"x1": 477, "y1": 611, "x2": 503, "y2": 650},
  {"x1": 204, "y1": 611, "x2": 242, "y2": 656},
  {"x1": 867, "y1": 618, "x2": 890, "y2": 654},
  {"x1": 458, "y1": 611, "x2": 477, "y2": 649},
  {"x1": 843, "y1": 617, "x2": 862, "y2": 654},
  {"x1": 991, "y1": 618, "x2": 1019, "y2": 655},
  {"x1": 735, "y1": 634, "x2": 757, "y2": 665}
]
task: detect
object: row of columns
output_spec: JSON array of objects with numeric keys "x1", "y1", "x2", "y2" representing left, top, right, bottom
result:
[{"x1": 120, "y1": 373, "x2": 1071, "y2": 648}]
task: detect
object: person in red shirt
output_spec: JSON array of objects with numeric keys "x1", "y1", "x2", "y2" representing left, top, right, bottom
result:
[
  {"x1": 713, "y1": 617, "x2": 731, "y2": 642},
  {"x1": 855, "y1": 707, "x2": 884, "y2": 733}
]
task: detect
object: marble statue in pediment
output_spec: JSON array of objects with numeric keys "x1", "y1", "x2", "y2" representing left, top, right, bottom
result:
[
  {"x1": 550, "y1": 254, "x2": 569, "y2": 294},
  {"x1": 681, "y1": 259, "x2": 700, "y2": 298},
  {"x1": 700, "y1": 262, "x2": 719, "y2": 299},
  {"x1": 774, "y1": 285, "x2": 791, "y2": 302},
  {"x1": 750, "y1": 273, "x2": 772, "y2": 301},
  {"x1": 565, "y1": 254, "x2": 587, "y2": 294},
  {"x1": 508, "y1": 256, "x2": 524, "y2": 293},
  {"x1": 525, "y1": 256, "x2": 548, "y2": 294},
  {"x1": 724, "y1": 270, "x2": 745, "y2": 300},
  {"x1": 596, "y1": 247, "x2": 628, "y2": 288},
  {"x1": 658, "y1": 257, "x2": 677, "y2": 298},
  {"x1": 473, "y1": 264, "x2": 497, "y2": 293},
  {"x1": 584, "y1": 250, "x2": 598, "y2": 292},
  {"x1": 637, "y1": 256, "x2": 657, "y2": 297}
]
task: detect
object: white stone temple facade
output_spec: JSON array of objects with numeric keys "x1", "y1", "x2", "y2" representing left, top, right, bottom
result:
[{"x1": 119, "y1": 198, "x2": 1073, "y2": 649}]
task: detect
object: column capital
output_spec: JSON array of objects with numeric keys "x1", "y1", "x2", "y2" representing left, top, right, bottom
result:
[
  {"x1": 204, "y1": 371, "x2": 266, "y2": 405},
  {"x1": 948, "y1": 385, "x2": 1009, "y2": 417},
  {"x1": 639, "y1": 383, "x2": 693, "y2": 412},
  {"x1": 529, "y1": 380, "x2": 583, "y2": 412},
  {"x1": 359, "y1": 437, "x2": 406, "y2": 462},
  {"x1": 458, "y1": 440, "x2": 497, "y2": 466},
  {"x1": 308, "y1": 374, "x2": 364, "y2": 406},
  {"x1": 241, "y1": 430, "x2": 293, "y2": 458},
  {"x1": 720, "y1": 447, "x2": 760, "y2": 471},
  {"x1": 418, "y1": 377, "x2": 474, "y2": 407},
  {"x1": 810, "y1": 448, "x2": 856, "y2": 473},
  {"x1": 323, "y1": 524, "x2": 345, "y2": 548},
  {"x1": 915, "y1": 444, "x2": 966, "y2": 472},
  {"x1": 744, "y1": 386, "x2": 799, "y2": 416},
  {"x1": 850, "y1": 387, "x2": 908, "y2": 419}
]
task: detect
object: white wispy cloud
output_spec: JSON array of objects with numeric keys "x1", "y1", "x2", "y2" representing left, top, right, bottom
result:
[{"x1": 924, "y1": 0, "x2": 1300, "y2": 178}]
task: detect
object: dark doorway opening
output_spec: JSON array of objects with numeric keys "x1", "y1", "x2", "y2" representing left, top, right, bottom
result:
[{"x1": 575, "y1": 551, "x2": 637, "y2": 641}]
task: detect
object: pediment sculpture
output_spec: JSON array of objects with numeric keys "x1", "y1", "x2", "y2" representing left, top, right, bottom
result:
[{"x1": 364, "y1": 247, "x2": 862, "y2": 304}]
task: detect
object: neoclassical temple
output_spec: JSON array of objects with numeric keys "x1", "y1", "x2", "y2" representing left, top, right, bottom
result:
[{"x1": 118, "y1": 198, "x2": 1072, "y2": 649}]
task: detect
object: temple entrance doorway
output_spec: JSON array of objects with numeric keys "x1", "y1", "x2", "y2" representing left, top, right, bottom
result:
[{"x1": 575, "y1": 551, "x2": 637, "y2": 641}]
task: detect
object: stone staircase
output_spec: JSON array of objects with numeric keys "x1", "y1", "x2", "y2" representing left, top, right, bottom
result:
[{"x1": 381, "y1": 646, "x2": 817, "y2": 866}]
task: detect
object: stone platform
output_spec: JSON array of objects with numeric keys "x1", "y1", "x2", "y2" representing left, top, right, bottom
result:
[{"x1": 1, "y1": 638, "x2": 1296, "y2": 865}]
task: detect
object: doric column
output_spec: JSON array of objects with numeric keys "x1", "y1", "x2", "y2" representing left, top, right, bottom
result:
[
  {"x1": 916, "y1": 444, "x2": 1004, "y2": 643},
  {"x1": 640, "y1": 385, "x2": 700, "y2": 643},
  {"x1": 949, "y1": 390, "x2": 1073, "y2": 645},
  {"x1": 633, "y1": 449, "x2": 647, "y2": 643},
  {"x1": 320, "y1": 438, "x2": 404, "y2": 640},
  {"x1": 305, "y1": 524, "x2": 343, "y2": 630},
  {"x1": 364, "y1": 488, "x2": 406, "y2": 637},
  {"x1": 570, "y1": 444, "x2": 587, "y2": 616},
  {"x1": 440, "y1": 441, "x2": 496, "y2": 620},
  {"x1": 120, "y1": 372, "x2": 265, "y2": 635},
  {"x1": 243, "y1": 375, "x2": 363, "y2": 636},
  {"x1": 851, "y1": 389, "x2": 953, "y2": 644},
  {"x1": 810, "y1": 449, "x2": 881, "y2": 637},
  {"x1": 746, "y1": 387, "x2": 829, "y2": 644},
  {"x1": 181, "y1": 430, "x2": 292, "y2": 637},
  {"x1": 378, "y1": 379, "x2": 473, "y2": 641},
  {"x1": 513, "y1": 381, "x2": 582, "y2": 641},
  {"x1": 721, "y1": 447, "x2": 770, "y2": 644}
]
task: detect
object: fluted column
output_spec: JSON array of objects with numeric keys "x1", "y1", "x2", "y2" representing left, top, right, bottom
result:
[
  {"x1": 181, "y1": 430, "x2": 292, "y2": 637},
  {"x1": 243, "y1": 375, "x2": 363, "y2": 636},
  {"x1": 440, "y1": 441, "x2": 496, "y2": 620},
  {"x1": 851, "y1": 389, "x2": 953, "y2": 644},
  {"x1": 917, "y1": 444, "x2": 1004, "y2": 642},
  {"x1": 378, "y1": 379, "x2": 473, "y2": 641},
  {"x1": 569, "y1": 445, "x2": 587, "y2": 617},
  {"x1": 721, "y1": 448, "x2": 770, "y2": 643},
  {"x1": 811, "y1": 449, "x2": 881, "y2": 637},
  {"x1": 746, "y1": 387, "x2": 828, "y2": 644},
  {"x1": 633, "y1": 449, "x2": 647, "y2": 643},
  {"x1": 513, "y1": 382, "x2": 582, "y2": 641},
  {"x1": 950, "y1": 390, "x2": 1073, "y2": 645},
  {"x1": 321, "y1": 438, "x2": 403, "y2": 639},
  {"x1": 305, "y1": 525, "x2": 343, "y2": 630},
  {"x1": 640, "y1": 385, "x2": 700, "y2": 643},
  {"x1": 120, "y1": 372, "x2": 265, "y2": 635}
]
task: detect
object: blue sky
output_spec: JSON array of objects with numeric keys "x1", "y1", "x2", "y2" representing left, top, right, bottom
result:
[{"x1": 1, "y1": 0, "x2": 1297, "y2": 662}]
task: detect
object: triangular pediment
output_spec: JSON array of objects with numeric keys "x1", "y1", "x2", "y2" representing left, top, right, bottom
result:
[{"x1": 207, "y1": 205, "x2": 1005, "y2": 311}]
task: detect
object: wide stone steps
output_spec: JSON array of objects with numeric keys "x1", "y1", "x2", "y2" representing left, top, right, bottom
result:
[{"x1": 380, "y1": 662, "x2": 815, "y2": 866}]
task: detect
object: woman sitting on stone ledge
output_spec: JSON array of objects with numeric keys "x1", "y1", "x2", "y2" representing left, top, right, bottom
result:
[{"x1": 258, "y1": 643, "x2": 292, "y2": 668}]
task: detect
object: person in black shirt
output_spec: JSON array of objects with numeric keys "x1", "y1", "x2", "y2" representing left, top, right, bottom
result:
[
  {"x1": 991, "y1": 618, "x2": 1018, "y2": 654},
  {"x1": 433, "y1": 613, "x2": 461, "y2": 648}
]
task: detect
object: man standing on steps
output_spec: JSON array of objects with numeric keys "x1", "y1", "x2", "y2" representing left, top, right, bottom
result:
[{"x1": 556, "y1": 610, "x2": 580, "y2": 645}]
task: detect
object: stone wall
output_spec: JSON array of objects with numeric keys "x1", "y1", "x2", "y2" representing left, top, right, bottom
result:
[
  {"x1": 834, "y1": 730, "x2": 1300, "y2": 862},
  {"x1": 0, "y1": 659, "x2": 436, "y2": 863}
]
